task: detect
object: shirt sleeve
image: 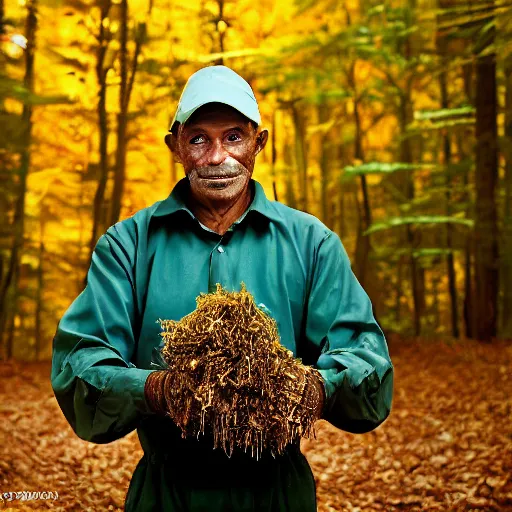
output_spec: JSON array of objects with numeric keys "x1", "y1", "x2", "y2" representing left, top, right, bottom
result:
[
  {"x1": 50, "y1": 225, "x2": 156, "y2": 444},
  {"x1": 306, "y1": 230, "x2": 394, "y2": 434}
]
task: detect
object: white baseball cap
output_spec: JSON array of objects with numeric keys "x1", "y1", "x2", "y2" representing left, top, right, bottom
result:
[{"x1": 169, "y1": 66, "x2": 261, "y2": 132}]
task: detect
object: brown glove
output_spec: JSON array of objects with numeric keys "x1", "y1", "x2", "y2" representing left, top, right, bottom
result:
[
  {"x1": 144, "y1": 370, "x2": 173, "y2": 416},
  {"x1": 145, "y1": 367, "x2": 326, "y2": 421},
  {"x1": 305, "y1": 368, "x2": 326, "y2": 421}
]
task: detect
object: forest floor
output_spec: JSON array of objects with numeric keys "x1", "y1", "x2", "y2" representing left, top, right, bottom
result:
[{"x1": 0, "y1": 336, "x2": 511, "y2": 512}]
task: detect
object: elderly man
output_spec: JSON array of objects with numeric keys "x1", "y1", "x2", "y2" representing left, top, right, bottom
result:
[{"x1": 51, "y1": 66, "x2": 394, "y2": 511}]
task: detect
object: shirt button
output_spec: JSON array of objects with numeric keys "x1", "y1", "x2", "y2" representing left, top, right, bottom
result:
[{"x1": 217, "y1": 246, "x2": 224, "y2": 253}]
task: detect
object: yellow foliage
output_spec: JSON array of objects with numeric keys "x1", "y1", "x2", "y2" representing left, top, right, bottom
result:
[{"x1": 3, "y1": 0, "x2": 496, "y2": 352}]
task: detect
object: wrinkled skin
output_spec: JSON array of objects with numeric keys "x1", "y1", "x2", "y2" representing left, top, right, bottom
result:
[{"x1": 165, "y1": 103, "x2": 268, "y2": 235}]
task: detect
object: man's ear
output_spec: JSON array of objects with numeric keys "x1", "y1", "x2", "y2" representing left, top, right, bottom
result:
[
  {"x1": 164, "y1": 132, "x2": 182, "y2": 164},
  {"x1": 255, "y1": 129, "x2": 269, "y2": 155}
]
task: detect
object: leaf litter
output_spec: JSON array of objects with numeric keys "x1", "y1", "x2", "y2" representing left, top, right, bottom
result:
[{"x1": 0, "y1": 336, "x2": 511, "y2": 511}]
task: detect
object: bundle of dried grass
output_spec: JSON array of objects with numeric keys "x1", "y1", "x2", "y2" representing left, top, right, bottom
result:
[{"x1": 157, "y1": 283, "x2": 323, "y2": 459}]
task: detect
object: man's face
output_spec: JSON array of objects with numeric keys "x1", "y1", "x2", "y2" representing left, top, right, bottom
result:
[{"x1": 168, "y1": 103, "x2": 267, "y2": 206}]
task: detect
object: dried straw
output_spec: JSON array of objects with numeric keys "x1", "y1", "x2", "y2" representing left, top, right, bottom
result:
[{"x1": 157, "y1": 283, "x2": 323, "y2": 459}]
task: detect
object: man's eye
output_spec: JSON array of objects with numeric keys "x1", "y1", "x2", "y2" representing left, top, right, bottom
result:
[
  {"x1": 226, "y1": 133, "x2": 241, "y2": 142},
  {"x1": 190, "y1": 135, "x2": 205, "y2": 144}
]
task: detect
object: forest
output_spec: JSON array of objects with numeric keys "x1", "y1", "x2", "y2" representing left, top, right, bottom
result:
[
  {"x1": 1, "y1": 1, "x2": 512, "y2": 511},
  {"x1": 1, "y1": 0, "x2": 511, "y2": 360}
]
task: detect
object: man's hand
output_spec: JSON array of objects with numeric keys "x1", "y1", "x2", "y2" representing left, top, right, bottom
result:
[
  {"x1": 146, "y1": 366, "x2": 326, "y2": 421},
  {"x1": 309, "y1": 369, "x2": 326, "y2": 420},
  {"x1": 300, "y1": 368, "x2": 325, "y2": 421},
  {"x1": 144, "y1": 370, "x2": 173, "y2": 416}
]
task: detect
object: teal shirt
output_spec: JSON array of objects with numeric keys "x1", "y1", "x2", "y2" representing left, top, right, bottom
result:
[{"x1": 51, "y1": 178, "x2": 393, "y2": 511}]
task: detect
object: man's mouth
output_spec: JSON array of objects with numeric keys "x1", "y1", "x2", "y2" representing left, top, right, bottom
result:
[{"x1": 202, "y1": 175, "x2": 238, "y2": 180}]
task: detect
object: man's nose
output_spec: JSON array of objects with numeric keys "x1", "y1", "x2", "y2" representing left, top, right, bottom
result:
[{"x1": 206, "y1": 139, "x2": 228, "y2": 166}]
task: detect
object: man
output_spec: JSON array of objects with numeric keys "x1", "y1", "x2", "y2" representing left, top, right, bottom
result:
[{"x1": 51, "y1": 65, "x2": 394, "y2": 511}]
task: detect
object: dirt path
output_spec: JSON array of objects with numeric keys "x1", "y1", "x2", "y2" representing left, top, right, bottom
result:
[{"x1": 1, "y1": 337, "x2": 511, "y2": 511}]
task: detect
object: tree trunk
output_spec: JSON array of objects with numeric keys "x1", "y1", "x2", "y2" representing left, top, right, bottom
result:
[
  {"x1": 438, "y1": 0, "x2": 475, "y2": 338},
  {"x1": 458, "y1": 62, "x2": 476, "y2": 339},
  {"x1": 89, "y1": 0, "x2": 111, "y2": 260},
  {"x1": 338, "y1": 185, "x2": 345, "y2": 238},
  {"x1": 5, "y1": 276, "x2": 16, "y2": 359},
  {"x1": 395, "y1": 255, "x2": 404, "y2": 327},
  {"x1": 398, "y1": 92, "x2": 424, "y2": 336},
  {"x1": 439, "y1": 69, "x2": 459, "y2": 338},
  {"x1": 474, "y1": 47, "x2": 498, "y2": 341},
  {"x1": 0, "y1": 0, "x2": 4, "y2": 113},
  {"x1": 0, "y1": 0, "x2": 4, "y2": 37},
  {"x1": 501, "y1": 55, "x2": 512, "y2": 338},
  {"x1": 318, "y1": 98, "x2": 330, "y2": 225},
  {"x1": 352, "y1": 92, "x2": 372, "y2": 288},
  {"x1": 109, "y1": 0, "x2": 129, "y2": 226},
  {"x1": 0, "y1": 0, "x2": 4, "y2": 73},
  {"x1": 336, "y1": 112, "x2": 347, "y2": 238},
  {"x1": 394, "y1": 0, "x2": 424, "y2": 335},
  {"x1": 213, "y1": 0, "x2": 225, "y2": 65},
  {"x1": 283, "y1": 137, "x2": 297, "y2": 210},
  {"x1": 35, "y1": 207, "x2": 45, "y2": 361},
  {"x1": 432, "y1": 270, "x2": 441, "y2": 330},
  {"x1": 109, "y1": 6, "x2": 146, "y2": 226},
  {"x1": 456, "y1": 132, "x2": 476, "y2": 339},
  {"x1": 0, "y1": 0, "x2": 37, "y2": 358},
  {"x1": 437, "y1": 0, "x2": 460, "y2": 338},
  {"x1": 290, "y1": 103, "x2": 308, "y2": 212},
  {"x1": 271, "y1": 109, "x2": 278, "y2": 201}
]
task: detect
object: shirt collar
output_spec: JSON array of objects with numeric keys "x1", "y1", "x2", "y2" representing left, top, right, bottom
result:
[{"x1": 152, "y1": 177, "x2": 280, "y2": 224}]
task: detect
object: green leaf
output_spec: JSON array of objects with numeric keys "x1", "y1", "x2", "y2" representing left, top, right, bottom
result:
[
  {"x1": 414, "y1": 106, "x2": 475, "y2": 121},
  {"x1": 367, "y1": 4, "x2": 385, "y2": 16},
  {"x1": 406, "y1": 118, "x2": 475, "y2": 136},
  {"x1": 473, "y1": 19, "x2": 496, "y2": 55},
  {"x1": 371, "y1": 247, "x2": 459, "y2": 261},
  {"x1": 411, "y1": 248, "x2": 459, "y2": 259},
  {"x1": 364, "y1": 215, "x2": 474, "y2": 235},
  {"x1": 436, "y1": 8, "x2": 496, "y2": 31},
  {"x1": 343, "y1": 162, "x2": 435, "y2": 177}
]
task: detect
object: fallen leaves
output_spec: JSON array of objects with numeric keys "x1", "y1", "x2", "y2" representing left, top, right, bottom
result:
[
  {"x1": 0, "y1": 336, "x2": 511, "y2": 511},
  {"x1": 301, "y1": 336, "x2": 512, "y2": 511}
]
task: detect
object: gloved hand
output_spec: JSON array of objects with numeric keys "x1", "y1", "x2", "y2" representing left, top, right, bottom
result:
[
  {"x1": 145, "y1": 366, "x2": 325, "y2": 421},
  {"x1": 144, "y1": 342, "x2": 173, "y2": 415},
  {"x1": 144, "y1": 370, "x2": 173, "y2": 415},
  {"x1": 308, "y1": 368, "x2": 326, "y2": 421}
]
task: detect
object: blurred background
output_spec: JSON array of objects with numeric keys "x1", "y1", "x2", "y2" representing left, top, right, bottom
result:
[
  {"x1": 0, "y1": 0, "x2": 511, "y2": 359},
  {"x1": 1, "y1": 2, "x2": 512, "y2": 510}
]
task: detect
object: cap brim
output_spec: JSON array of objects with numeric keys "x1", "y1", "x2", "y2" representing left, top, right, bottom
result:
[{"x1": 170, "y1": 87, "x2": 261, "y2": 131}]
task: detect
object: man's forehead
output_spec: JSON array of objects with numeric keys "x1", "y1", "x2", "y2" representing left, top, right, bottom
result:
[{"x1": 183, "y1": 102, "x2": 252, "y2": 130}]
